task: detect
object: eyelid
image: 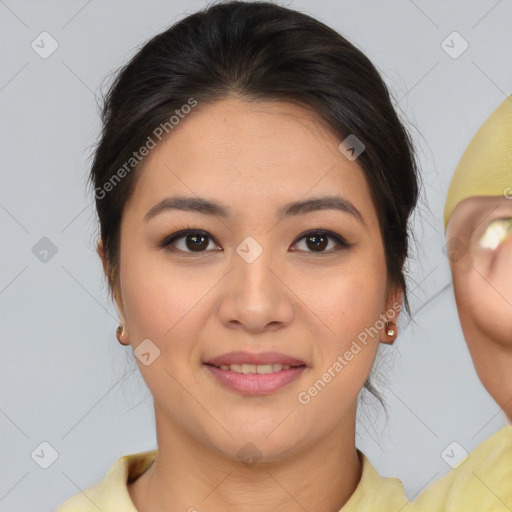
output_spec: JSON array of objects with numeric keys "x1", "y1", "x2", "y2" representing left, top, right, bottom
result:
[
  {"x1": 158, "y1": 227, "x2": 220, "y2": 251},
  {"x1": 292, "y1": 229, "x2": 351, "y2": 252},
  {"x1": 158, "y1": 227, "x2": 351, "y2": 254}
]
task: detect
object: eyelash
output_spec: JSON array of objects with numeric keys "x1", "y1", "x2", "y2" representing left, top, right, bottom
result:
[{"x1": 157, "y1": 225, "x2": 352, "y2": 255}]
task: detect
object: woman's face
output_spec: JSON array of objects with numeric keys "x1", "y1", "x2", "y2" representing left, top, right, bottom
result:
[{"x1": 106, "y1": 97, "x2": 399, "y2": 461}]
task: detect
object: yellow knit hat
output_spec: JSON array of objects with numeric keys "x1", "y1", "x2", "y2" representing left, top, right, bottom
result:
[{"x1": 443, "y1": 95, "x2": 512, "y2": 230}]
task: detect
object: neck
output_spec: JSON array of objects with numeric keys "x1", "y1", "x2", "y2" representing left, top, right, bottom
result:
[{"x1": 128, "y1": 404, "x2": 362, "y2": 512}]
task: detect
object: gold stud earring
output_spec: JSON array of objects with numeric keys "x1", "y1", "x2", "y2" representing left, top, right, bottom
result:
[
  {"x1": 384, "y1": 322, "x2": 397, "y2": 344},
  {"x1": 386, "y1": 321, "x2": 397, "y2": 341},
  {"x1": 116, "y1": 325, "x2": 129, "y2": 346}
]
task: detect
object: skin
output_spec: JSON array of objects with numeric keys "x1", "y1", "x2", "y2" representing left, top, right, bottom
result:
[
  {"x1": 97, "y1": 96, "x2": 402, "y2": 512},
  {"x1": 446, "y1": 195, "x2": 512, "y2": 422}
]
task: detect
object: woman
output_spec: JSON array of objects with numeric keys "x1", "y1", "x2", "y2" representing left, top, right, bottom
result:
[{"x1": 57, "y1": 2, "x2": 510, "y2": 511}]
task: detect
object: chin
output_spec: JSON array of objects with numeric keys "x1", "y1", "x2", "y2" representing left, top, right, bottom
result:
[{"x1": 204, "y1": 423, "x2": 308, "y2": 462}]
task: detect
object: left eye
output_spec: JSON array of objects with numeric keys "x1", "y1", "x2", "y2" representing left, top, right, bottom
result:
[
  {"x1": 160, "y1": 229, "x2": 350, "y2": 254},
  {"x1": 292, "y1": 230, "x2": 350, "y2": 253}
]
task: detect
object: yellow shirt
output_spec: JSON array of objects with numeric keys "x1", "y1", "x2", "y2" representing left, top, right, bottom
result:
[
  {"x1": 412, "y1": 424, "x2": 512, "y2": 512},
  {"x1": 56, "y1": 425, "x2": 512, "y2": 511}
]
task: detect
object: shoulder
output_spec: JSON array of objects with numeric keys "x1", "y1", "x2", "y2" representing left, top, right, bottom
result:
[
  {"x1": 56, "y1": 449, "x2": 157, "y2": 512},
  {"x1": 411, "y1": 424, "x2": 512, "y2": 511}
]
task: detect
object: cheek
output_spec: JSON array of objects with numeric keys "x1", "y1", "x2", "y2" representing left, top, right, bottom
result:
[
  {"x1": 119, "y1": 252, "x2": 211, "y2": 420},
  {"x1": 298, "y1": 255, "x2": 388, "y2": 391},
  {"x1": 119, "y1": 246, "x2": 209, "y2": 360},
  {"x1": 314, "y1": 255, "x2": 388, "y2": 336}
]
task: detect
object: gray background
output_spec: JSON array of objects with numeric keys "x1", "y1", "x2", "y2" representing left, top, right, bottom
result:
[{"x1": 1, "y1": 0, "x2": 511, "y2": 510}]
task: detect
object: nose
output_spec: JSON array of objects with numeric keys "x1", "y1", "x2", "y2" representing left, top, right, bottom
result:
[{"x1": 218, "y1": 242, "x2": 294, "y2": 333}]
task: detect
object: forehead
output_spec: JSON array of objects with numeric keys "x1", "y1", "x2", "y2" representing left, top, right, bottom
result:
[{"x1": 127, "y1": 97, "x2": 376, "y2": 224}]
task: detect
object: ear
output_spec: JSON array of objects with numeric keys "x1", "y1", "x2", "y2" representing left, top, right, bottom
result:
[
  {"x1": 96, "y1": 238, "x2": 126, "y2": 324},
  {"x1": 386, "y1": 285, "x2": 403, "y2": 316},
  {"x1": 96, "y1": 237, "x2": 108, "y2": 278}
]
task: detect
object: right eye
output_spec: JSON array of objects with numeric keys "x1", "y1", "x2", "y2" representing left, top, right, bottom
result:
[{"x1": 159, "y1": 229, "x2": 221, "y2": 254}]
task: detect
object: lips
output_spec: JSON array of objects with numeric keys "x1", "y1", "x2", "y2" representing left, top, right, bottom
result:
[
  {"x1": 204, "y1": 350, "x2": 306, "y2": 368},
  {"x1": 204, "y1": 351, "x2": 307, "y2": 395}
]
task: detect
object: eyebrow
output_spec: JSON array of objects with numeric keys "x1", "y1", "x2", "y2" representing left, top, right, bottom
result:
[{"x1": 144, "y1": 195, "x2": 366, "y2": 226}]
